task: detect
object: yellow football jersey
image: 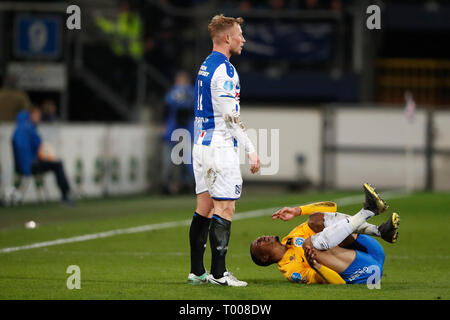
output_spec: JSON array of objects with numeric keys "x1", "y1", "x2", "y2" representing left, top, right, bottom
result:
[
  {"x1": 277, "y1": 222, "x2": 326, "y2": 284},
  {"x1": 277, "y1": 221, "x2": 346, "y2": 285}
]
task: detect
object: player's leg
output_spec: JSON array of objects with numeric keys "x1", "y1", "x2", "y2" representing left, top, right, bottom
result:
[
  {"x1": 322, "y1": 212, "x2": 381, "y2": 237},
  {"x1": 208, "y1": 201, "x2": 247, "y2": 287},
  {"x1": 313, "y1": 244, "x2": 384, "y2": 285},
  {"x1": 188, "y1": 145, "x2": 214, "y2": 284},
  {"x1": 308, "y1": 184, "x2": 388, "y2": 251},
  {"x1": 188, "y1": 192, "x2": 214, "y2": 281},
  {"x1": 195, "y1": 191, "x2": 215, "y2": 217},
  {"x1": 322, "y1": 211, "x2": 399, "y2": 243},
  {"x1": 347, "y1": 234, "x2": 386, "y2": 267},
  {"x1": 32, "y1": 160, "x2": 71, "y2": 202},
  {"x1": 308, "y1": 209, "x2": 374, "y2": 251},
  {"x1": 312, "y1": 246, "x2": 357, "y2": 274},
  {"x1": 307, "y1": 213, "x2": 355, "y2": 246},
  {"x1": 206, "y1": 146, "x2": 246, "y2": 286},
  {"x1": 209, "y1": 199, "x2": 244, "y2": 285},
  {"x1": 309, "y1": 242, "x2": 384, "y2": 285},
  {"x1": 209, "y1": 199, "x2": 234, "y2": 280},
  {"x1": 309, "y1": 213, "x2": 378, "y2": 249}
]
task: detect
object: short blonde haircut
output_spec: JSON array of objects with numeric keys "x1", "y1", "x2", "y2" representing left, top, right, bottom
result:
[{"x1": 208, "y1": 14, "x2": 244, "y2": 42}]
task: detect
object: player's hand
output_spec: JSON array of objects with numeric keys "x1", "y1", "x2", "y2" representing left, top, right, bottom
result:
[
  {"x1": 248, "y1": 152, "x2": 260, "y2": 174},
  {"x1": 271, "y1": 206, "x2": 301, "y2": 221},
  {"x1": 304, "y1": 245, "x2": 321, "y2": 270}
]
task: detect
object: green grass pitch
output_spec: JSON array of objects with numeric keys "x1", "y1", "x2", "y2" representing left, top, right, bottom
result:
[{"x1": 0, "y1": 190, "x2": 449, "y2": 300}]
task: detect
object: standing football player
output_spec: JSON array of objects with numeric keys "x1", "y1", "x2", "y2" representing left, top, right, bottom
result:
[{"x1": 188, "y1": 14, "x2": 260, "y2": 286}]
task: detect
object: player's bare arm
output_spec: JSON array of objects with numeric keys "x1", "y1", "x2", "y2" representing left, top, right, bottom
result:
[
  {"x1": 272, "y1": 206, "x2": 301, "y2": 221},
  {"x1": 272, "y1": 201, "x2": 338, "y2": 221}
]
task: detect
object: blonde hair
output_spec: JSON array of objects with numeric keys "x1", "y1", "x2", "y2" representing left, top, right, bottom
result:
[{"x1": 208, "y1": 14, "x2": 244, "y2": 42}]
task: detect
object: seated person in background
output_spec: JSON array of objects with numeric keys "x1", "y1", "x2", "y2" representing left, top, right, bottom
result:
[
  {"x1": 41, "y1": 99, "x2": 59, "y2": 123},
  {"x1": 11, "y1": 106, "x2": 73, "y2": 204}
]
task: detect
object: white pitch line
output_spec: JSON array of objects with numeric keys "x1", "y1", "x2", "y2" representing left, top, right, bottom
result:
[
  {"x1": 0, "y1": 220, "x2": 193, "y2": 254},
  {"x1": 0, "y1": 190, "x2": 409, "y2": 254}
]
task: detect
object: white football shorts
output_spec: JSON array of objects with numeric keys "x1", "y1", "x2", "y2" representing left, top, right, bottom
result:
[{"x1": 193, "y1": 144, "x2": 243, "y2": 200}]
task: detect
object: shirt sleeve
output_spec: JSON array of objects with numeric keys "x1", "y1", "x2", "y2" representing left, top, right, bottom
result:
[
  {"x1": 281, "y1": 258, "x2": 345, "y2": 285},
  {"x1": 211, "y1": 65, "x2": 256, "y2": 154},
  {"x1": 299, "y1": 201, "x2": 338, "y2": 215},
  {"x1": 313, "y1": 265, "x2": 346, "y2": 284}
]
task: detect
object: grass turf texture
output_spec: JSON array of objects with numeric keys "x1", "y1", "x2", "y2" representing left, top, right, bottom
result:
[{"x1": 0, "y1": 191, "x2": 448, "y2": 300}]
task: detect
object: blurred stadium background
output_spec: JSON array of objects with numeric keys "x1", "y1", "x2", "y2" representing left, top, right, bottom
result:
[
  {"x1": 1, "y1": 0, "x2": 450, "y2": 201},
  {"x1": 0, "y1": 0, "x2": 449, "y2": 300}
]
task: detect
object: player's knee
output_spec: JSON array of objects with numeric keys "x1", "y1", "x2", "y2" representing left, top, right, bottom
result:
[
  {"x1": 308, "y1": 233, "x2": 330, "y2": 251},
  {"x1": 308, "y1": 213, "x2": 325, "y2": 233},
  {"x1": 196, "y1": 192, "x2": 213, "y2": 216},
  {"x1": 215, "y1": 201, "x2": 235, "y2": 220},
  {"x1": 194, "y1": 206, "x2": 214, "y2": 219},
  {"x1": 221, "y1": 204, "x2": 235, "y2": 218}
]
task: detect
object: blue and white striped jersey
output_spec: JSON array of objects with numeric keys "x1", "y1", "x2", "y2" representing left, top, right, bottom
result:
[{"x1": 194, "y1": 51, "x2": 254, "y2": 153}]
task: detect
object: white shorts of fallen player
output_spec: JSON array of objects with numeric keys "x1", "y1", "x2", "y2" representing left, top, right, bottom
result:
[{"x1": 193, "y1": 144, "x2": 243, "y2": 200}]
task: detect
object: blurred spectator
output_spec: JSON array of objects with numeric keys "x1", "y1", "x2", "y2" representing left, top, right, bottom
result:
[
  {"x1": 0, "y1": 75, "x2": 31, "y2": 122},
  {"x1": 12, "y1": 106, "x2": 73, "y2": 204},
  {"x1": 94, "y1": 0, "x2": 142, "y2": 102},
  {"x1": 269, "y1": 0, "x2": 286, "y2": 10},
  {"x1": 41, "y1": 99, "x2": 59, "y2": 123},
  {"x1": 330, "y1": 0, "x2": 343, "y2": 11},
  {"x1": 96, "y1": 0, "x2": 143, "y2": 60},
  {"x1": 239, "y1": 0, "x2": 252, "y2": 11},
  {"x1": 161, "y1": 71, "x2": 195, "y2": 194},
  {"x1": 302, "y1": 0, "x2": 328, "y2": 10}
]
